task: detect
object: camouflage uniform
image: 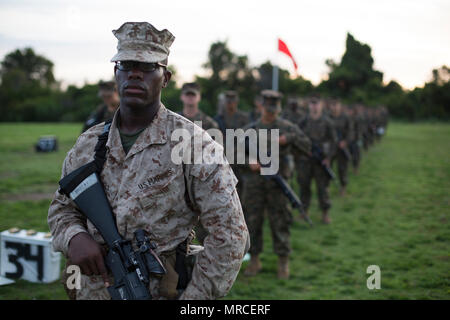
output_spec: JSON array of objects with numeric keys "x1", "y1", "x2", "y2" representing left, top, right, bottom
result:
[
  {"x1": 48, "y1": 22, "x2": 249, "y2": 300},
  {"x1": 280, "y1": 104, "x2": 307, "y2": 128},
  {"x1": 82, "y1": 81, "x2": 118, "y2": 133},
  {"x1": 181, "y1": 110, "x2": 219, "y2": 132},
  {"x1": 243, "y1": 117, "x2": 311, "y2": 258},
  {"x1": 357, "y1": 107, "x2": 370, "y2": 151},
  {"x1": 180, "y1": 111, "x2": 219, "y2": 245},
  {"x1": 48, "y1": 105, "x2": 249, "y2": 300},
  {"x1": 215, "y1": 105, "x2": 250, "y2": 199},
  {"x1": 298, "y1": 114, "x2": 337, "y2": 212},
  {"x1": 330, "y1": 112, "x2": 354, "y2": 187},
  {"x1": 348, "y1": 108, "x2": 362, "y2": 170}
]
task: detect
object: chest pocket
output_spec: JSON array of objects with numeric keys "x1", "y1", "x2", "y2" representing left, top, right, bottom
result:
[
  {"x1": 137, "y1": 172, "x2": 181, "y2": 212},
  {"x1": 138, "y1": 185, "x2": 173, "y2": 210}
]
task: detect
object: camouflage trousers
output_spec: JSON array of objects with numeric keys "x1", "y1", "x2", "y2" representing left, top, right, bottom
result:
[
  {"x1": 331, "y1": 150, "x2": 349, "y2": 187},
  {"x1": 242, "y1": 174, "x2": 293, "y2": 257},
  {"x1": 349, "y1": 141, "x2": 361, "y2": 169},
  {"x1": 297, "y1": 159, "x2": 331, "y2": 211}
]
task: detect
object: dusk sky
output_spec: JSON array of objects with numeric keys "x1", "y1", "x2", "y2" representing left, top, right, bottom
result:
[{"x1": 1, "y1": 0, "x2": 449, "y2": 89}]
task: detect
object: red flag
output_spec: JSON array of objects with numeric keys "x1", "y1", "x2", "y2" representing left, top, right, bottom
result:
[{"x1": 278, "y1": 38, "x2": 298, "y2": 71}]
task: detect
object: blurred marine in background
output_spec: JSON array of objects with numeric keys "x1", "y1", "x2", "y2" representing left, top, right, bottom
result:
[
  {"x1": 82, "y1": 80, "x2": 120, "y2": 133},
  {"x1": 242, "y1": 90, "x2": 311, "y2": 279}
]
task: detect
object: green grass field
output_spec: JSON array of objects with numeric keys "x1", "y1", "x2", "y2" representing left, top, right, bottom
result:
[{"x1": 0, "y1": 122, "x2": 449, "y2": 300}]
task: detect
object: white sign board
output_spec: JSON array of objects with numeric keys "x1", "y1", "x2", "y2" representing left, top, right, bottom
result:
[{"x1": 0, "y1": 229, "x2": 61, "y2": 283}]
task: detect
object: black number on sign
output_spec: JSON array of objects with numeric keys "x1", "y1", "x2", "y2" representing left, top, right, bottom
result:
[
  {"x1": 4, "y1": 242, "x2": 44, "y2": 281},
  {"x1": 4, "y1": 242, "x2": 24, "y2": 279}
]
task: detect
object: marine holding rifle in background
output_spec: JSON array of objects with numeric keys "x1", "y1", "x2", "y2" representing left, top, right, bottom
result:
[
  {"x1": 48, "y1": 21, "x2": 249, "y2": 300},
  {"x1": 329, "y1": 98, "x2": 354, "y2": 196},
  {"x1": 298, "y1": 94, "x2": 338, "y2": 224},
  {"x1": 82, "y1": 80, "x2": 120, "y2": 133},
  {"x1": 242, "y1": 90, "x2": 311, "y2": 280}
]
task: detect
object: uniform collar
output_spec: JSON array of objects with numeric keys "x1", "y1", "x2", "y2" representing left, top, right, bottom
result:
[{"x1": 107, "y1": 104, "x2": 169, "y2": 162}]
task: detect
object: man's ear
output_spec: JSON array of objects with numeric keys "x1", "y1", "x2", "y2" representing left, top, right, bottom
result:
[{"x1": 162, "y1": 69, "x2": 172, "y2": 88}]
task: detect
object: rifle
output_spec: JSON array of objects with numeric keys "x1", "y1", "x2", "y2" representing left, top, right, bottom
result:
[
  {"x1": 244, "y1": 135, "x2": 313, "y2": 226},
  {"x1": 267, "y1": 172, "x2": 313, "y2": 226},
  {"x1": 58, "y1": 162, "x2": 166, "y2": 300},
  {"x1": 311, "y1": 143, "x2": 337, "y2": 182},
  {"x1": 336, "y1": 130, "x2": 352, "y2": 161}
]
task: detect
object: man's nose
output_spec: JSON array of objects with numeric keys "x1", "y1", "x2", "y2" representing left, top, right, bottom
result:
[{"x1": 128, "y1": 68, "x2": 144, "y2": 80}]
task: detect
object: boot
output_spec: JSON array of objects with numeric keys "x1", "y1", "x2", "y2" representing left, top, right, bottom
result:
[
  {"x1": 244, "y1": 255, "x2": 262, "y2": 276},
  {"x1": 322, "y1": 210, "x2": 331, "y2": 224},
  {"x1": 277, "y1": 256, "x2": 290, "y2": 279}
]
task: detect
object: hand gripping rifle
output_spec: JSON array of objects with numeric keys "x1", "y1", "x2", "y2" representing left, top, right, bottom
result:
[
  {"x1": 336, "y1": 130, "x2": 352, "y2": 161},
  {"x1": 58, "y1": 122, "x2": 166, "y2": 300},
  {"x1": 311, "y1": 143, "x2": 337, "y2": 182},
  {"x1": 267, "y1": 171, "x2": 314, "y2": 227},
  {"x1": 244, "y1": 133, "x2": 313, "y2": 227}
]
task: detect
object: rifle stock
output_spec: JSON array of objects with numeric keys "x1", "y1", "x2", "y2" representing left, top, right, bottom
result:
[{"x1": 59, "y1": 162, "x2": 166, "y2": 300}]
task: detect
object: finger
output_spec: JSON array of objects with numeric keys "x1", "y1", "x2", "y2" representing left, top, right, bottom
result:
[
  {"x1": 81, "y1": 263, "x2": 93, "y2": 276},
  {"x1": 95, "y1": 255, "x2": 110, "y2": 287},
  {"x1": 87, "y1": 258, "x2": 100, "y2": 276}
]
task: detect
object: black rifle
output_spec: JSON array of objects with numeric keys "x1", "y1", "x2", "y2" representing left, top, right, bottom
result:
[
  {"x1": 58, "y1": 162, "x2": 166, "y2": 300},
  {"x1": 336, "y1": 130, "x2": 352, "y2": 161},
  {"x1": 266, "y1": 171, "x2": 313, "y2": 226},
  {"x1": 244, "y1": 135, "x2": 313, "y2": 226},
  {"x1": 311, "y1": 143, "x2": 337, "y2": 181}
]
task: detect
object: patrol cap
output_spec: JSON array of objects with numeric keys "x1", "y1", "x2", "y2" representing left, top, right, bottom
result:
[
  {"x1": 287, "y1": 95, "x2": 299, "y2": 106},
  {"x1": 110, "y1": 22, "x2": 175, "y2": 64},
  {"x1": 308, "y1": 92, "x2": 321, "y2": 104},
  {"x1": 261, "y1": 89, "x2": 283, "y2": 113},
  {"x1": 224, "y1": 90, "x2": 238, "y2": 102},
  {"x1": 181, "y1": 82, "x2": 200, "y2": 95}
]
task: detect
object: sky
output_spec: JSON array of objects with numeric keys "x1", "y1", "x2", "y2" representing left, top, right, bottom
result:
[{"x1": 0, "y1": 0, "x2": 449, "y2": 90}]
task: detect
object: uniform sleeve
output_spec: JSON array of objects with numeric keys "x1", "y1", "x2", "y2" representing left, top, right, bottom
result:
[
  {"x1": 179, "y1": 141, "x2": 249, "y2": 300},
  {"x1": 344, "y1": 116, "x2": 354, "y2": 143},
  {"x1": 285, "y1": 122, "x2": 312, "y2": 156},
  {"x1": 326, "y1": 119, "x2": 339, "y2": 159},
  {"x1": 47, "y1": 153, "x2": 89, "y2": 257}
]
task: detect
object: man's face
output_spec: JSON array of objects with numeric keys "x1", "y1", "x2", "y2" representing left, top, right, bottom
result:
[
  {"x1": 331, "y1": 101, "x2": 342, "y2": 115},
  {"x1": 181, "y1": 91, "x2": 200, "y2": 107},
  {"x1": 114, "y1": 61, "x2": 171, "y2": 108},
  {"x1": 309, "y1": 99, "x2": 323, "y2": 115},
  {"x1": 100, "y1": 90, "x2": 119, "y2": 106},
  {"x1": 225, "y1": 99, "x2": 238, "y2": 113}
]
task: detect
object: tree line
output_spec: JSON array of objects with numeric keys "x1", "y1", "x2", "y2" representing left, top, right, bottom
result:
[{"x1": 0, "y1": 33, "x2": 448, "y2": 122}]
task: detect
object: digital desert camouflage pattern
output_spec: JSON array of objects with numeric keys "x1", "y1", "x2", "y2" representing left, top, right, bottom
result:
[
  {"x1": 242, "y1": 117, "x2": 311, "y2": 257},
  {"x1": 48, "y1": 104, "x2": 249, "y2": 300},
  {"x1": 110, "y1": 22, "x2": 175, "y2": 64}
]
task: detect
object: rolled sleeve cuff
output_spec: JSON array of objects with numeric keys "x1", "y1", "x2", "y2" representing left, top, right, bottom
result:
[{"x1": 61, "y1": 225, "x2": 89, "y2": 257}]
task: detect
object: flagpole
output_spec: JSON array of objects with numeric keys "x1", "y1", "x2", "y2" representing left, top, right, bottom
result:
[
  {"x1": 272, "y1": 37, "x2": 279, "y2": 91},
  {"x1": 272, "y1": 65, "x2": 279, "y2": 91}
]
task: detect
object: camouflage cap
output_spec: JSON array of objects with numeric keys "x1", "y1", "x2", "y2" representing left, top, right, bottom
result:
[
  {"x1": 287, "y1": 95, "x2": 299, "y2": 106},
  {"x1": 110, "y1": 22, "x2": 175, "y2": 64},
  {"x1": 261, "y1": 90, "x2": 283, "y2": 99},
  {"x1": 261, "y1": 90, "x2": 283, "y2": 113},
  {"x1": 181, "y1": 82, "x2": 200, "y2": 95},
  {"x1": 224, "y1": 90, "x2": 238, "y2": 102},
  {"x1": 98, "y1": 80, "x2": 116, "y2": 92}
]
